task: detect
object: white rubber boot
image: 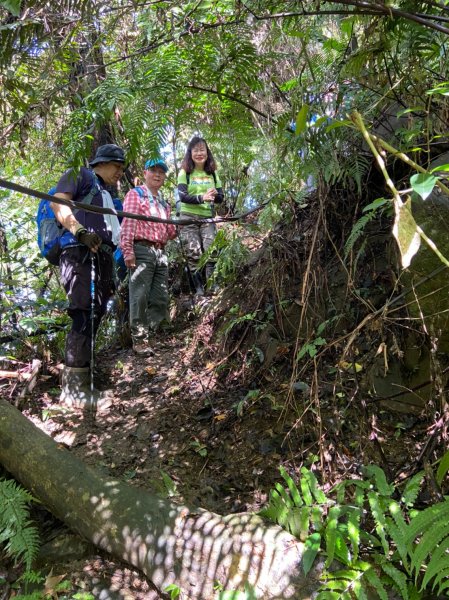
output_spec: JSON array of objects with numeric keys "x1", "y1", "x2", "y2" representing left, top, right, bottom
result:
[{"x1": 60, "y1": 366, "x2": 112, "y2": 413}]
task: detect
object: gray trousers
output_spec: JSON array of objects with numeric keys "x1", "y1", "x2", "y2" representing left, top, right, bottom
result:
[
  {"x1": 129, "y1": 243, "x2": 169, "y2": 341},
  {"x1": 179, "y1": 214, "x2": 216, "y2": 271}
]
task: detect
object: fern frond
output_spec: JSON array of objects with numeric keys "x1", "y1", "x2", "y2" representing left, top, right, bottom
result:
[
  {"x1": 300, "y1": 467, "x2": 328, "y2": 504},
  {"x1": 351, "y1": 579, "x2": 369, "y2": 600},
  {"x1": 347, "y1": 506, "x2": 362, "y2": 561},
  {"x1": 411, "y1": 528, "x2": 449, "y2": 583},
  {"x1": 6, "y1": 522, "x2": 40, "y2": 571},
  {"x1": 433, "y1": 566, "x2": 449, "y2": 595},
  {"x1": 319, "y1": 561, "x2": 372, "y2": 599},
  {"x1": 286, "y1": 506, "x2": 310, "y2": 540},
  {"x1": 385, "y1": 519, "x2": 410, "y2": 573},
  {"x1": 316, "y1": 591, "x2": 349, "y2": 600},
  {"x1": 364, "y1": 465, "x2": 395, "y2": 497},
  {"x1": 280, "y1": 466, "x2": 303, "y2": 507},
  {"x1": 367, "y1": 491, "x2": 389, "y2": 555},
  {"x1": 387, "y1": 500, "x2": 410, "y2": 570},
  {"x1": 344, "y1": 212, "x2": 376, "y2": 258},
  {"x1": 363, "y1": 566, "x2": 389, "y2": 600},
  {"x1": 405, "y1": 499, "x2": 449, "y2": 542},
  {"x1": 300, "y1": 474, "x2": 314, "y2": 507},
  {"x1": 401, "y1": 472, "x2": 425, "y2": 507},
  {"x1": 436, "y1": 450, "x2": 449, "y2": 486},
  {"x1": 435, "y1": 572, "x2": 449, "y2": 595},
  {"x1": 377, "y1": 558, "x2": 409, "y2": 600},
  {"x1": 421, "y1": 537, "x2": 449, "y2": 590},
  {"x1": 0, "y1": 478, "x2": 40, "y2": 570},
  {"x1": 325, "y1": 506, "x2": 342, "y2": 567}
]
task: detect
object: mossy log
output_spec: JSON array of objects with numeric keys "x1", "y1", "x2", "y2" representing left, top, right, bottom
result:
[{"x1": 0, "y1": 398, "x2": 320, "y2": 599}]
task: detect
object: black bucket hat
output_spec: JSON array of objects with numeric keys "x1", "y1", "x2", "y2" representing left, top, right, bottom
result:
[{"x1": 89, "y1": 144, "x2": 126, "y2": 166}]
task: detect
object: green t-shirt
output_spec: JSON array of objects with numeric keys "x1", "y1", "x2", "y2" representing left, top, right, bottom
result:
[{"x1": 177, "y1": 168, "x2": 222, "y2": 217}]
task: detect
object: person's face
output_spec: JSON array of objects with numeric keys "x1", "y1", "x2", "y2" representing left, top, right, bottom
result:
[
  {"x1": 145, "y1": 166, "x2": 166, "y2": 191},
  {"x1": 191, "y1": 142, "x2": 208, "y2": 168},
  {"x1": 96, "y1": 161, "x2": 125, "y2": 185}
]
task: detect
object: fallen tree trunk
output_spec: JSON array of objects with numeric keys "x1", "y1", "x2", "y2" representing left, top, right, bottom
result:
[{"x1": 0, "y1": 398, "x2": 319, "y2": 599}]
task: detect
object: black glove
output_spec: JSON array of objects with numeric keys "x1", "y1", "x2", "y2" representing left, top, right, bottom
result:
[{"x1": 76, "y1": 228, "x2": 102, "y2": 250}]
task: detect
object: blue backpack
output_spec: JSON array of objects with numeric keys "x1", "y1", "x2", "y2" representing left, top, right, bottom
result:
[{"x1": 36, "y1": 172, "x2": 101, "y2": 265}]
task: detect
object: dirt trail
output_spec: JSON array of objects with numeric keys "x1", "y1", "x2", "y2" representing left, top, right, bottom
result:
[{"x1": 9, "y1": 297, "x2": 300, "y2": 598}]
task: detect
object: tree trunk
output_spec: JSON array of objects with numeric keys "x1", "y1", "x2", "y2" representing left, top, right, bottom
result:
[{"x1": 0, "y1": 398, "x2": 319, "y2": 599}]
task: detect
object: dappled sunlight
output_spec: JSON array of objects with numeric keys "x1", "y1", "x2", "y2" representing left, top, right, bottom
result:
[{"x1": 0, "y1": 402, "x2": 307, "y2": 598}]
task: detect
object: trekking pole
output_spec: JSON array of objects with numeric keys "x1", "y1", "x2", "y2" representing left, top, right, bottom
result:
[
  {"x1": 90, "y1": 252, "x2": 96, "y2": 407},
  {"x1": 176, "y1": 225, "x2": 195, "y2": 296}
]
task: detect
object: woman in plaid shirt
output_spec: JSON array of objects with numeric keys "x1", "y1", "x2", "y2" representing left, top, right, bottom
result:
[{"x1": 120, "y1": 158, "x2": 177, "y2": 355}]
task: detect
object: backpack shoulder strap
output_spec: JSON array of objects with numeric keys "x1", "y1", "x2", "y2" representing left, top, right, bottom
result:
[
  {"x1": 158, "y1": 193, "x2": 169, "y2": 210},
  {"x1": 186, "y1": 172, "x2": 190, "y2": 186},
  {"x1": 134, "y1": 186, "x2": 146, "y2": 199},
  {"x1": 134, "y1": 186, "x2": 168, "y2": 209},
  {"x1": 79, "y1": 170, "x2": 101, "y2": 205}
]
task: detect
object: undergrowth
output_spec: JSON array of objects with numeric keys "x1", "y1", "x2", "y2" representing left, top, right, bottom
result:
[
  {"x1": 0, "y1": 477, "x2": 40, "y2": 571},
  {"x1": 260, "y1": 458, "x2": 449, "y2": 599}
]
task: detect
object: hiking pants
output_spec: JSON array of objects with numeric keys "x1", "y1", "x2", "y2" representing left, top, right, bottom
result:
[
  {"x1": 60, "y1": 246, "x2": 114, "y2": 367},
  {"x1": 128, "y1": 243, "x2": 169, "y2": 342},
  {"x1": 179, "y1": 216, "x2": 216, "y2": 271}
]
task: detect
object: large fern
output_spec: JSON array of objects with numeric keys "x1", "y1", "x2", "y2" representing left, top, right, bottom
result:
[
  {"x1": 260, "y1": 464, "x2": 429, "y2": 599},
  {"x1": 0, "y1": 478, "x2": 40, "y2": 570},
  {"x1": 405, "y1": 498, "x2": 449, "y2": 594}
]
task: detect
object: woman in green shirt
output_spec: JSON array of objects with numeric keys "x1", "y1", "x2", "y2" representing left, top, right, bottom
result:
[{"x1": 177, "y1": 136, "x2": 224, "y2": 296}]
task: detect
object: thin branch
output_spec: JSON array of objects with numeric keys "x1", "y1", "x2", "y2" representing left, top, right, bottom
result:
[
  {"x1": 185, "y1": 84, "x2": 272, "y2": 121},
  {"x1": 334, "y1": 0, "x2": 449, "y2": 34}
]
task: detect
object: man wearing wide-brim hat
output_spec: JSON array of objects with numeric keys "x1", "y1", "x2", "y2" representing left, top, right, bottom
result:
[{"x1": 51, "y1": 143, "x2": 126, "y2": 411}]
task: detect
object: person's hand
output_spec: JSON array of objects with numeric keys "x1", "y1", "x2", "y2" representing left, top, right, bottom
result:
[
  {"x1": 76, "y1": 229, "x2": 102, "y2": 252},
  {"x1": 125, "y1": 254, "x2": 136, "y2": 269},
  {"x1": 203, "y1": 188, "x2": 217, "y2": 202}
]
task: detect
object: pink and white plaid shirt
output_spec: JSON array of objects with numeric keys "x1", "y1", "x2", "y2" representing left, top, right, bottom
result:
[{"x1": 120, "y1": 187, "x2": 177, "y2": 260}]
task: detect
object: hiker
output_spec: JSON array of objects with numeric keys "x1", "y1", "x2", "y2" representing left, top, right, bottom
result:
[
  {"x1": 51, "y1": 143, "x2": 126, "y2": 408},
  {"x1": 120, "y1": 158, "x2": 177, "y2": 355},
  {"x1": 177, "y1": 136, "x2": 224, "y2": 296}
]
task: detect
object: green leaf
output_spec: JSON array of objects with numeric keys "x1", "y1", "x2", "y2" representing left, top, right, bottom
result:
[
  {"x1": 0, "y1": 0, "x2": 20, "y2": 16},
  {"x1": 347, "y1": 507, "x2": 361, "y2": 561},
  {"x1": 302, "y1": 532, "x2": 321, "y2": 575},
  {"x1": 430, "y1": 163, "x2": 449, "y2": 174},
  {"x1": 301, "y1": 467, "x2": 328, "y2": 504},
  {"x1": 295, "y1": 104, "x2": 309, "y2": 135},
  {"x1": 325, "y1": 119, "x2": 353, "y2": 132},
  {"x1": 325, "y1": 506, "x2": 341, "y2": 567},
  {"x1": 312, "y1": 116, "x2": 329, "y2": 128},
  {"x1": 410, "y1": 173, "x2": 437, "y2": 201},
  {"x1": 427, "y1": 83, "x2": 449, "y2": 96},
  {"x1": 164, "y1": 584, "x2": 181, "y2": 599},
  {"x1": 436, "y1": 449, "x2": 449, "y2": 486},
  {"x1": 362, "y1": 197, "x2": 389, "y2": 213},
  {"x1": 299, "y1": 474, "x2": 313, "y2": 506}
]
